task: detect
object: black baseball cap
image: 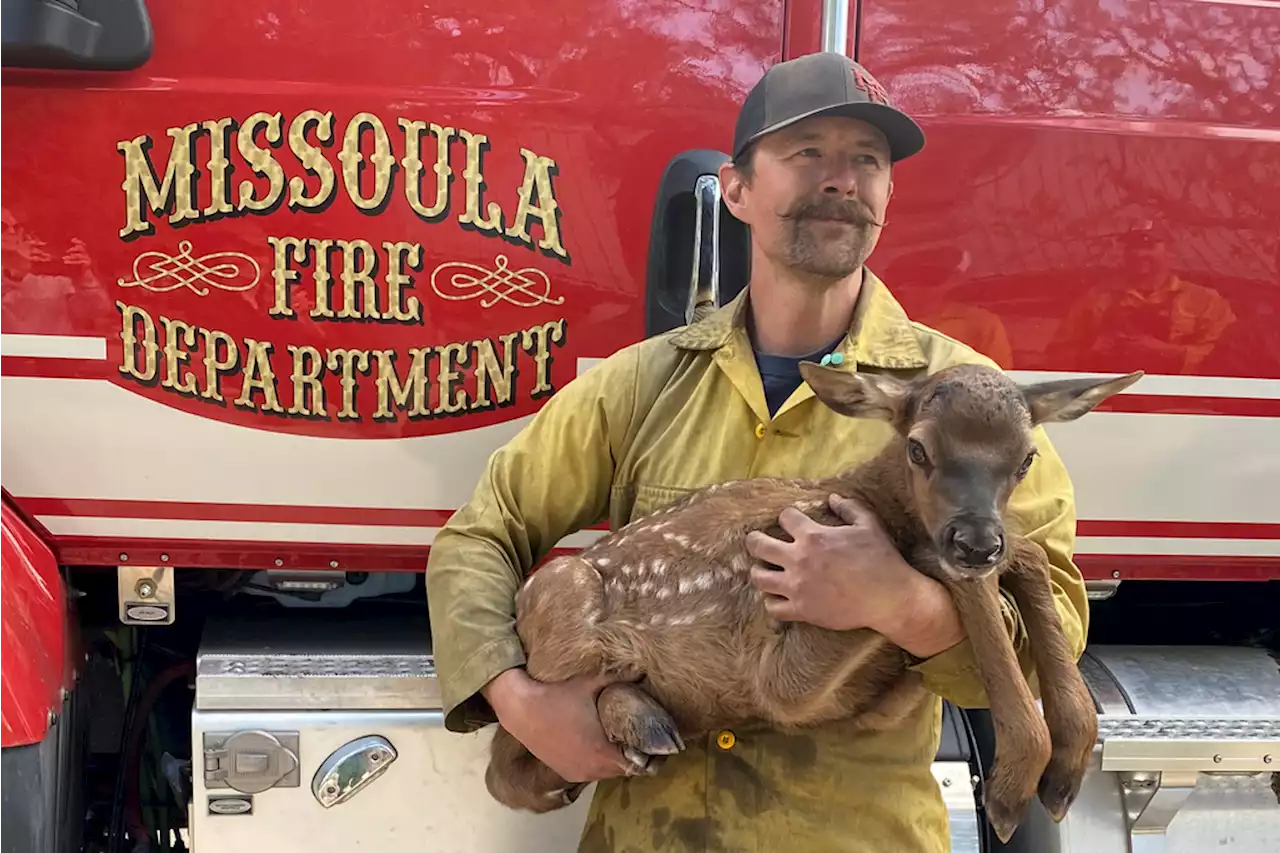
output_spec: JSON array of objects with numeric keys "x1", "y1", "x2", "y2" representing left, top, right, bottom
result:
[{"x1": 733, "y1": 52, "x2": 926, "y2": 163}]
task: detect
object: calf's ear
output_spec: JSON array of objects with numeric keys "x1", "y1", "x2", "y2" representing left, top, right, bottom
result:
[
  {"x1": 1020, "y1": 371, "x2": 1144, "y2": 424},
  {"x1": 799, "y1": 362, "x2": 910, "y2": 424}
]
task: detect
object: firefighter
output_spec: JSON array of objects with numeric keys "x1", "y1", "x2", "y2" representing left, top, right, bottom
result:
[{"x1": 426, "y1": 52, "x2": 1088, "y2": 853}]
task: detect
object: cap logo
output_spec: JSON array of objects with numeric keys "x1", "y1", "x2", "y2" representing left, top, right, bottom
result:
[{"x1": 851, "y1": 65, "x2": 890, "y2": 105}]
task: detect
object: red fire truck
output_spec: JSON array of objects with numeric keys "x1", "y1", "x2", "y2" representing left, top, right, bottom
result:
[{"x1": 2, "y1": 0, "x2": 1277, "y2": 851}]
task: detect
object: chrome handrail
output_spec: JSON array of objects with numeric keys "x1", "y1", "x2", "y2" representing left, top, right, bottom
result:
[
  {"x1": 820, "y1": 0, "x2": 851, "y2": 56},
  {"x1": 686, "y1": 174, "x2": 722, "y2": 325}
]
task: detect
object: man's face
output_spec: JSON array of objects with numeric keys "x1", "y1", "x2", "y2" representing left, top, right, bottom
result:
[{"x1": 722, "y1": 115, "x2": 894, "y2": 281}]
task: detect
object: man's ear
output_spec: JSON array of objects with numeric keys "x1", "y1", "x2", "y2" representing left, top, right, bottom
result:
[
  {"x1": 799, "y1": 362, "x2": 910, "y2": 423},
  {"x1": 718, "y1": 160, "x2": 747, "y2": 219},
  {"x1": 1020, "y1": 371, "x2": 1144, "y2": 424}
]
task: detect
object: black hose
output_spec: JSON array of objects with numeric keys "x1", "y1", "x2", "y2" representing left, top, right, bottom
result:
[{"x1": 107, "y1": 629, "x2": 149, "y2": 853}]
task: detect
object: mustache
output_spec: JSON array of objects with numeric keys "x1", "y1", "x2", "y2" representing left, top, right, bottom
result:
[{"x1": 780, "y1": 196, "x2": 885, "y2": 228}]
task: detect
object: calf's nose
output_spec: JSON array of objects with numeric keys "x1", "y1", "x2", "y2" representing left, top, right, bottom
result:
[{"x1": 944, "y1": 521, "x2": 1006, "y2": 569}]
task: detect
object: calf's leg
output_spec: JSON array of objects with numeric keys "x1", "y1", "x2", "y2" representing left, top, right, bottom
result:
[
  {"x1": 1001, "y1": 539, "x2": 1099, "y2": 821},
  {"x1": 754, "y1": 622, "x2": 906, "y2": 728},
  {"x1": 947, "y1": 576, "x2": 1052, "y2": 843},
  {"x1": 486, "y1": 555, "x2": 609, "y2": 812},
  {"x1": 516, "y1": 556, "x2": 609, "y2": 681},
  {"x1": 596, "y1": 682, "x2": 685, "y2": 775},
  {"x1": 485, "y1": 725, "x2": 587, "y2": 813}
]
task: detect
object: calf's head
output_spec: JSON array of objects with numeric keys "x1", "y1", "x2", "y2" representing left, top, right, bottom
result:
[{"x1": 799, "y1": 361, "x2": 1142, "y2": 580}]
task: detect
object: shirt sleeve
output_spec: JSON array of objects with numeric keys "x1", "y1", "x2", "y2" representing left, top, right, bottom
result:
[
  {"x1": 424, "y1": 346, "x2": 642, "y2": 733},
  {"x1": 905, "y1": 426, "x2": 1090, "y2": 708}
]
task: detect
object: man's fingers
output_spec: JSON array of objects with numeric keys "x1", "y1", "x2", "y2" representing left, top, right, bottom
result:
[
  {"x1": 748, "y1": 565, "x2": 791, "y2": 597},
  {"x1": 745, "y1": 529, "x2": 791, "y2": 565},
  {"x1": 763, "y1": 595, "x2": 798, "y2": 622},
  {"x1": 829, "y1": 493, "x2": 870, "y2": 525},
  {"x1": 777, "y1": 505, "x2": 814, "y2": 536}
]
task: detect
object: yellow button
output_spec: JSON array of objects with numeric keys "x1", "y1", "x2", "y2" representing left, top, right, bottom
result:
[
  {"x1": 753, "y1": 423, "x2": 766, "y2": 439},
  {"x1": 716, "y1": 730, "x2": 736, "y2": 750}
]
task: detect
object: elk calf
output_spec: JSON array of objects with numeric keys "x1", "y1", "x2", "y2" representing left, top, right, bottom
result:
[{"x1": 484, "y1": 361, "x2": 1141, "y2": 842}]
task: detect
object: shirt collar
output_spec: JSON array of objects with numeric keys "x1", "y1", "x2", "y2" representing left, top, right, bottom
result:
[{"x1": 669, "y1": 268, "x2": 929, "y2": 371}]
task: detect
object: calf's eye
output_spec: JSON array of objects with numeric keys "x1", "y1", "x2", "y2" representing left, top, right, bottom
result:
[
  {"x1": 908, "y1": 439, "x2": 929, "y2": 466},
  {"x1": 1017, "y1": 451, "x2": 1037, "y2": 479}
]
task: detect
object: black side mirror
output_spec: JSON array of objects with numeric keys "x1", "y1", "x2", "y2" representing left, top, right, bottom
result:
[
  {"x1": 644, "y1": 150, "x2": 750, "y2": 338},
  {"x1": 2, "y1": 0, "x2": 152, "y2": 70}
]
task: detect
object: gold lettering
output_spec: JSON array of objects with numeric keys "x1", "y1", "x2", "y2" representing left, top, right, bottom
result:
[
  {"x1": 522, "y1": 319, "x2": 566, "y2": 396},
  {"x1": 457, "y1": 128, "x2": 502, "y2": 233},
  {"x1": 382, "y1": 241, "x2": 422, "y2": 322},
  {"x1": 308, "y1": 238, "x2": 337, "y2": 319},
  {"x1": 117, "y1": 124, "x2": 201, "y2": 238},
  {"x1": 288, "y1": 344, "x2": 327, "y2": 416},
  {"x1": 472, "y1": 332, "x2": 519, "y2": 410},
  {"x1": 268, "y1": 236, "x2": 308, "y2": 318},
  {"x1": 373, "y1": 348, "x2": 432, "y2": 419},
  {"x1": 336, "y1": 239, "x2": 378, "y2": 319},
  {"x1": 237, "y1": 111, "x2": 285, "y2": 212},
  {"x1": 202, "y1": 117, "x2": 236, "y2": 218},
  {"x1": 116, "y1": 301, "x2": 158, "y2": 381},
  {"x1": 287, "y1": 110, "x2": 336, "y2": 210},
  {"x1": 200, "y1": 328, "x2": 237, "y2": 402},
  {"x1": 325, "y1": 348, "x2": 370, "y2": 420},
  {"x1": 399, "y1": 119, "x2": 454, "y2": 219},
  {"x1": 434, "y1": 341, "x2": 469, "y2": 414},
  {"x1": 234, "y1": 338, "x2": 286, "y2": 413},
  {"x1": 506, "y1": 148, "x2": 567, "y2": 258},
  {"x1": 338, "y1": 112, "x2": 395, "y2": 211},
  {"x1": 159, "y1": 315, "x2": 198, "y2": 396}
]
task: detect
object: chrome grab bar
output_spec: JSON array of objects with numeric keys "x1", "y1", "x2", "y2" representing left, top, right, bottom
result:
[
  {"x1": 686, "y1": 174, "x2": 722, "y2": 325},
  {"x1": 820, "y1": 0, "x2": 851, "y2": 56}
]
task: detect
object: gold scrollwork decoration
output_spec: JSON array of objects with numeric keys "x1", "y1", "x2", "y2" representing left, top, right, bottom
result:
[
  {"x1": 117, "y1": 240, "x2": 261, "y2": 296},
  {"x1": 430, "y1": 254, "x2": 564, "y2": 308}
]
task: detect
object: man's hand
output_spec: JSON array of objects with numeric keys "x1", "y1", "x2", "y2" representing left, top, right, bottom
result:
[
  {"x1": 745, "y1": 494, "x2": 966, "y2": 658},
  {"x1": 482, "y1": 668, "x2": 630, "y2": 783}
]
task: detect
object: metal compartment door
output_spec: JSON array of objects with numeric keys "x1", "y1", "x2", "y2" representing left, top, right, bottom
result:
[{"x1": 190, "y1": 708, "x2": 593, "y2": 853}]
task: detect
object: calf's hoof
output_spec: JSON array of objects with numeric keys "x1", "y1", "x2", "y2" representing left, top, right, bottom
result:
[
  {"x1": 984, "y1": 765, "x2": 1040, "y2": 844},
  {"x1": 985, "y1": 794, "x2": 1026, "y2": 845},
  {"x1": 1038, "y1": 747, "x2": 1091, "y2": 822},
  {"x1": 623, "y1": 746, "x2": 668, "y2": 776},
  {"x1": 597, "y1": 682, "x2": 685, "y2": 761}
]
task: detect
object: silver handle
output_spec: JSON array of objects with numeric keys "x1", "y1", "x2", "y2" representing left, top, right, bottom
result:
[
  {"x1": 821, "y1": 0, "x2": 851, "y2": 55},
  {"x1": 686, "y1": 174, "x2": 722, "y2": 325}
]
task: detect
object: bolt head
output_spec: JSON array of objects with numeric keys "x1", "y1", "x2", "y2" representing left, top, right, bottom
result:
[
  {"x1": 1263, "y1": 754, "x2": 1273, "y2": 764},
  {"x1": 274, "y1": 558, "x2": 284, "y2": 567},
  {"x1": 330, "y1": 560, "x2": 340, "y2": 569},
  {"x1": 135, "y1": 579, "x2": 157, "y2": 598},
  {"x1": 1111, "y1": 570, "x2": 1121, "y2": 579},
  {"x1": 1213, "y1": 754, "x2": 1223, "y2": 763},
  {"x1": 161, "y1": 553, "x2": 170, "y2": 563}
]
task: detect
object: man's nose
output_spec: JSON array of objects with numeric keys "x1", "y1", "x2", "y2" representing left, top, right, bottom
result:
[{"x1": 819, "y1": 160, "x2": 860, "y2": 196}]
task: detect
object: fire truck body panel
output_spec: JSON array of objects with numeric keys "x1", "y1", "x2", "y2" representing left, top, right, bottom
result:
[
  {"x1": 1, "y1": 0, "x2": 1277, "y2": 581},
  {"x1": 0, "y1": 0, "x2": 786, "y2": 569},
  {"x1": 0, "y1": 496, "x2": 75, "y2": 748}
]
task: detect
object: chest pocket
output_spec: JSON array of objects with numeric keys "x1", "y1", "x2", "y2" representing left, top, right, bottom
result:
[{"x1": 609, "y1": 483, "x2": 696, "y2": 528}]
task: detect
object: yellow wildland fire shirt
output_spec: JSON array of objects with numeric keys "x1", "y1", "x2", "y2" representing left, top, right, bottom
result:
[{"x1": 425, "y1": 271, "x2": 1089, "y2": 853}]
